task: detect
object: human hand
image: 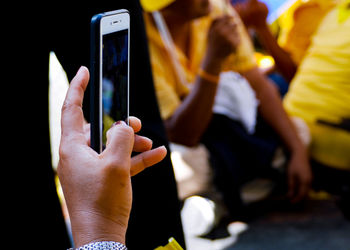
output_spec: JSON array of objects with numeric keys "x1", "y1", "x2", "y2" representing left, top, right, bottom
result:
[
  {"x1": 234, "y1": 0, "x2": 268, "y2": 29},
  {"x1": 202, "y1": 15, "x2": 241, "y2": 75},
  {"x1": 57, "y1": 66, "x2": 167, "y2": 247},
  {"x1": 287, "y1": 148, "x2": 313, "y2": 203}
]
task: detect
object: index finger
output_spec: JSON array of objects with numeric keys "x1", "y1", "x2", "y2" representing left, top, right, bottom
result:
[
  {"x1": 128, "y1": 116, "x2": 142, "y2": 133},
  {"x1": 61, "y1": 66, "x2": 90, "y2": 137}
]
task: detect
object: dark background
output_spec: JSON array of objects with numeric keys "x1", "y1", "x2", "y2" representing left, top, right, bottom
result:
[{"x1": 4, "y1": 1, "x2": 185, "y2": 249}]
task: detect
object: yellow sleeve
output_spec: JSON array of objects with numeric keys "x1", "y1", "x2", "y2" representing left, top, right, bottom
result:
[
  {"x1": 278, "y1": 1, "x2": 336, "y2": 64},
  {"x1": 144, "y1": 13, "x2": 186, "y2": 120},
  {"x1": 151, "y1": 55, "x2": 182, "y2": 120}
]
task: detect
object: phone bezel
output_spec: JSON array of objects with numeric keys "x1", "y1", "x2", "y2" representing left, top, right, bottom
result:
[{"x1": 90, "y1": 10, "x2": 130, "y2": 153}]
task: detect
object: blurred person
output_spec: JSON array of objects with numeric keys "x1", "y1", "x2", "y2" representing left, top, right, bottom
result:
[
  {"x1": 143, "y1": 0, "x2": 311, "y2": 220},
  {"x1": 232, "y1": 0, "x2": 350, "y2": 219},
  {"x1": 233, "y1": 0, "x2": 338, "y2": 81},
  {"x1": 58, "y1": 66, "x2": 167, "y2": 249},
  {"x1": 232, "y1": 0, "x2": 350, "y2": 172},
  {"x1": 283, "y1": 0, "x2": 350, "y2": 203}
]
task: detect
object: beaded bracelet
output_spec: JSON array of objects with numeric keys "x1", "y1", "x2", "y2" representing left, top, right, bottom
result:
[{"x1": 70, "y1": 241, "x2": 127, "y2": 250}]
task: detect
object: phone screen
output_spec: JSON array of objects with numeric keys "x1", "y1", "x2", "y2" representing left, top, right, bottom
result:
[{"x1": 102, "y1": 29, "x2": 129, "y2": 145}]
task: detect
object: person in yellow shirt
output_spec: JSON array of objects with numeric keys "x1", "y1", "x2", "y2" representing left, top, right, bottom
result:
[
  {"x1": 233, "y1": 0, "x2": 349, "y2": 168},
  {"x1": 233, "y1": 0, "x2": 350, "y2": 218},
  {"x1": 142, "y1": 0, "x2": 311, "y2": 219},
  {"x1": 284, "y1": 1, "x2": 350, "y2": 218},
  {"x1": 279, "y1": 0, "x2": 338, "y2": 64},
  {"x1": 233, "y1": 0, "x2": 337, "y2": 82},
  {"x1": 284, "y1": 1, "x2": 350, "y2": 170}
]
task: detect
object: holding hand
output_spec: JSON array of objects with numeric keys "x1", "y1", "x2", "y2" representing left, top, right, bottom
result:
[
  {"x1": 202, "y1": 15, "x2": 241, "y2": 75},
  {"x1": 57, "y1": 66, "x2": 167, "y2": 247},
  {"x1": 287, "y1": 148, "x2": 313, "y2": 203},
  {"x1": 234, "y1": 0, "x2": 268, "y2": 29}
]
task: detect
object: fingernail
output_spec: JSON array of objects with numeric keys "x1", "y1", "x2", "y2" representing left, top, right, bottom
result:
[
  {"x1": 158, "y1": 145, "x2": 167, "y2": 152},
  {"x1": 112, "y1": 121, "x2": 125, "y2": 127}
]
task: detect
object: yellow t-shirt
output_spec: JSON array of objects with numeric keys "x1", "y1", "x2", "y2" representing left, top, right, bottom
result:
[
  {"x1": 283, "y1": 3, "x2": 350, "y2": 169},
  {"x1": 144, "y1": 0, "x2": 256, "y2": 120},
  {"x1": 278, "y1": 0, "x2": 338, "y2": 64}
]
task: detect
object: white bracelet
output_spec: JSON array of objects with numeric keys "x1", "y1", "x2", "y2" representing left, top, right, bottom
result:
[{"x1": 69, "y1": 241, "x2": 127, "y2": 250}]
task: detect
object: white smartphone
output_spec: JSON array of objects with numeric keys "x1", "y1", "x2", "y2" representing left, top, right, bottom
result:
[{"x1": 90, "y1": 10, "x2": 130, "y2": 153}]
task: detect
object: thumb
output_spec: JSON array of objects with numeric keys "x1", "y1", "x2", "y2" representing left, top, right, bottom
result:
[{"x1": 103, "y1": 121, "x2": 135, "y2": 162}]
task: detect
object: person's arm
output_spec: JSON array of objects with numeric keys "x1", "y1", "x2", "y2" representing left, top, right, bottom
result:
[
  {"x1": 254, "y1": 23, "x2": 297, "y2": 81},
  {"x1": 242, "y1": 67, "x2": 312, "y2": 202},
  {"x1": 165, "y1": 69, "x2": 218, "y2": 146},
  {"x1": 165, "y1": 16, "x2": 240, "y2": 146},
  {"x1": 58, "y1": 67, "x2": 167, "y2": 247},
  {"x1": 234, "y1": 0, "x2": 297, "y2": 81}
]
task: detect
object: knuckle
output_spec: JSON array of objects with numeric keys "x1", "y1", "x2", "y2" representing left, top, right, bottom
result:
[
  {"x1": 120, "y1": 125, "x2": 134, "y2": 138},
  {"x1": 58, "y1": 136, "x2": 77, "y2": 160},
  {"x1": 61, "y1": 99, "x2": 82, "y2": 114},
  {"x1": 61, "y1": 100, "x2": 73, "y2": 113},
  {"x1": 58, "y1": 143, "x2": 70, "y2": 160},
  {"x1": 113, "y1": 123, "x2": 134, "y2": 134},
  {"x1": 109, "y1": 126, "x2": 134, "y2": 144}
]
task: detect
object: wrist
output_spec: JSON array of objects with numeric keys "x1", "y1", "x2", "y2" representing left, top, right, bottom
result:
[
  {"x1": 254, "y1": 22, "x2": 270, "y2": 35},
  {"x1": 70, "y1": 209, "x2": 128, "y2": 247},
  {"x1": 289, "y1": 141, "x2": 308, "y2": 158},
  {"x1": 201, "y1": 56, "x2": 222, "y2": 76}
]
